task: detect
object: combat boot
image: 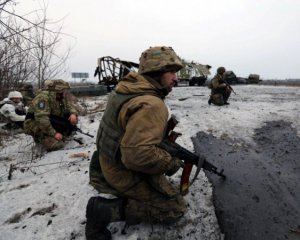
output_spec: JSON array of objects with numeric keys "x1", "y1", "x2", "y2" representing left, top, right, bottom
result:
[{"x1": 85, "y1": 196, "x2": 125, "y2": 240}]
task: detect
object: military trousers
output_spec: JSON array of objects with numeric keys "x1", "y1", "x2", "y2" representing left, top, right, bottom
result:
[
  {"x1": 23, "y1": 119, "x2": 64, "y2": 151},
  {"x1": 210, "y1": 88, "x2": 231, "y2": 106},
  {"x1": 94, "y1": 155, "x2": 187, "y2": 225}
]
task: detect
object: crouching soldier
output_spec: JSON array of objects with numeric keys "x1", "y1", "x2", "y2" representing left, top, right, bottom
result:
[
  {"x1": 86, "y1": 46, "x2": 187, "y2": 240},
  {"x1": 208, "y1": 66, "x2": 232, "y2": 106},
  {"x1": 23, "y1": 79, "x2": 78, "y2": 151},
  {"x1": 0, "y1": 91, "x2": 26, "y2": 131}
]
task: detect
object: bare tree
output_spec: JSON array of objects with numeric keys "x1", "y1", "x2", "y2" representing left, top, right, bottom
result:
[
  {"x1": 0, "y1": 9, "x2": 36, "y2": 98},
  {"x1": 0, "y1": 0, "x2": 73, "y2": 97},
  {"x1": 28, "y1": 2, "x2": 72, "y2": 88}
]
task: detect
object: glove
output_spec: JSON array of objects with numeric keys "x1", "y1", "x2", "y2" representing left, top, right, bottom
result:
[{"x1": 166, "y1": 157, "x2": 184, "y2": 176}]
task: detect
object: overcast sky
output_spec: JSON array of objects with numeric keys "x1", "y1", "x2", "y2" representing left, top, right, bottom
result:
[{"x1": 17, "y1": 0, "x2": 300, "y2": 81}]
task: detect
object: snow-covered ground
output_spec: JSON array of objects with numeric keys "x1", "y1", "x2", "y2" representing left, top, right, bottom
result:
[{"x1": 0, "y1": 85, "x2": 299, "y2": 240}]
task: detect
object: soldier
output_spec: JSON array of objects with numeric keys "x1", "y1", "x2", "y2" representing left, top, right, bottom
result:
[
  {"x1": 20, "y1": 83, "x2": 35, "y2": 107},
  {"x1": 86, "y1": 46, "x2": 187, "y2": 240},
  {"x1": 0, "y1": 91, "x2": 26, "y2": 130},
  {"x1": 208, "y1": 66, "x2": 232, "y2": 106},
  {"x1": 23, "y1": 79, "x2": 78, "y2": 151}
]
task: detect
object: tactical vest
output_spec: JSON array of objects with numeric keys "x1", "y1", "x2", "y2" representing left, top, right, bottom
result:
[
  {"x1": 26, "y1": 90, "x2": 69, "y2": 119},
  {"x1": 96, "y1": 90, "x2": 161, "y2": 166}
]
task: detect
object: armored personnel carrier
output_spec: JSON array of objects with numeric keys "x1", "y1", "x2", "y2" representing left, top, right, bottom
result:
[{"x1": 177, "y1": 61, "x2": 211, "y2": 86}]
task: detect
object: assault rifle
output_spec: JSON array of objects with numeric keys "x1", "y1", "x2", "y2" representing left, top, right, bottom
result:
[
  {"x1": 49, "y1": 115, "x2": 94, "y2": 138},
  {"x1": 223, "y1": 79, "x2": 236, "y2": 95},
  {"x1": 159, "y1": 116, "x2": 225, "y2": 195}
]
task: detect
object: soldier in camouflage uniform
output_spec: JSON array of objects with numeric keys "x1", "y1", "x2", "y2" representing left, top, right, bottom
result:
[
  {"x1": 23, "y1": 79, "x2": 78, "y2": 151},
  {"x1": 208, "y1": 66, "x2": 232, "y2": 106},
  {"x1": 20, "y1": 83, "x2": 35, "y2": 107},
  {"x1": 86, "y1": 46, "x2": 187, "y2": 240}
]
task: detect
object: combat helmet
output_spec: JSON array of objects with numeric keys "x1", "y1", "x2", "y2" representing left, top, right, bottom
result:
[
  {"x1": 217, "y1": 67, "x2": 226, "y2": 75},
  {"x1": 138, "y1": 46, "x2": 183, "y2": 74},
  {"x1": 8, "y1": 91, "x2": 23, "y2": 99},
  {"x1": 22, "y1": 83, "x2": 33, "y2": 90},
  {"x1": 44, "y1": 79, "x2": 70, "y2": 92}
]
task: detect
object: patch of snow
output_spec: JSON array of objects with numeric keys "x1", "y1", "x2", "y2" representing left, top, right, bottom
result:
[{"x1": 0, "y1": 85, "x2": 299, "y2": 240}]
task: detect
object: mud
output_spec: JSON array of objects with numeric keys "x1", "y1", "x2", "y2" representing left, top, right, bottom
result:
[{"x1": 192, "y1": 121, "x2": 300, "y2": 240}]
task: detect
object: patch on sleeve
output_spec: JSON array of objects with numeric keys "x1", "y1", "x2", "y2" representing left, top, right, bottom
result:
[{"x1": 38, "y1": 100, "x2": 46, "y2": 110}]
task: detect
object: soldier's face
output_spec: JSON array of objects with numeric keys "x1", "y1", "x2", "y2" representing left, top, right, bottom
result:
[
  {"x1": 160, "y1": 71, "x2": 177, "y2": 92},
  {"x1": 56, "y1": 89, "x2": 68, "y2": 99},
  {"x1": 10, "y1": 97, "x2": 22, "y2": 103},
  {"x1": 62, "y1": 89, "x2": 68, "y2": 98}
]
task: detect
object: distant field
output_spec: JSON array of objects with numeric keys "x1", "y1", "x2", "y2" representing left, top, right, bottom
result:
[
  {"x1": 178, "y1": 79, "x2": 300, "y2": 87},
  {"x1": 260, "y1": 79, "x2": 300, "y2": 86}
]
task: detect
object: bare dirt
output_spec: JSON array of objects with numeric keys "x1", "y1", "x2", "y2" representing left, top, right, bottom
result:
[{"x1": 193, "y1": 120, "x2": 300, "y2": 240}]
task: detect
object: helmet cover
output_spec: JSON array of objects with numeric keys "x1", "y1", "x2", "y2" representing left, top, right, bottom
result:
[
  {"x1": 44, "y1": 79, "x2": 70, "y2": 92},
  {"x1": 8, "y1": 91, "x2": 23, "y2": 99},
  {"x1": 138, "y1": 46, "x2": 183, "y2": 74}
]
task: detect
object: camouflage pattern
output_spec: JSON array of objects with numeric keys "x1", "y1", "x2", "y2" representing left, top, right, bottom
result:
[
  {"x1": 209, "y1": 72, "x2": 231, "y2": 106},
  {"x1": 138, "y1": 46, "x2": 183, "y2": 74},
  {"x1": 44, "y1": 79, "x2": 70, "y2": 92},
  {"x1": 21, "y1": 90, "x2": 35, "y2": 107},
  {"x1": 23, "y1": 87, "x2": 77, "y2": 151},
  {"x1": 90, "y1": 71, "x2": 187, "y2": 225},
  {"x1": 20, "y1": 84, "x2": 35, "y2": 107}
]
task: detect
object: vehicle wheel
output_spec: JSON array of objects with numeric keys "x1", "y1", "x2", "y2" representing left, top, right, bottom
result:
[{"x1": 189, "y1": 80, "x2": 195, "y2": 86}]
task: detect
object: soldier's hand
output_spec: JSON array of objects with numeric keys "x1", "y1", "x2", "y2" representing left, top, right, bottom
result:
[
  {"x1": 166, "y1": 157, "x2": 184, "y2": 176},
  {"x1": 69, "y1": 114, "x2": 77, "y2": 125},
  {"x1": 54, "y1": 132, "x2": 63, "y2": 140}
]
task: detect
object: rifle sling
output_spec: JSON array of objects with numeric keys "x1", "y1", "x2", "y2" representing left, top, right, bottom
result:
[{"x1": 189, "y1": 156, "x2": 205, "y2": 188}]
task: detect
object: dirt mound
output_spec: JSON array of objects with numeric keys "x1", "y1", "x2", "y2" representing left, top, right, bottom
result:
[{"x1": 192, "y1": 121, "x2": 300, "y2": 240}]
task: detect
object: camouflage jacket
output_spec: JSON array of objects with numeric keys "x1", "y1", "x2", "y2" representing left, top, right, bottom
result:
[
  {"x1": 26, "y1": 90, "x2": 77, "y2": 136},
  {"x1": 211, "y1": 73, "x2": 225, "y2": 94}
]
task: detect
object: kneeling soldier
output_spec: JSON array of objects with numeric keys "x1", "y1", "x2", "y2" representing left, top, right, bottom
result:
[{"x1": 24, "y1": 79, "x2": 78, "y2": 151}]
